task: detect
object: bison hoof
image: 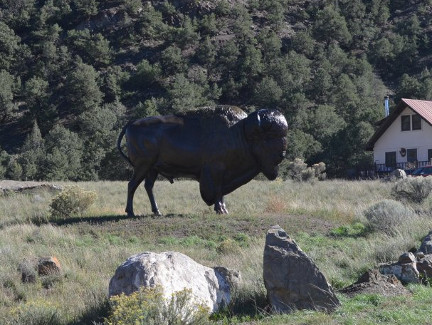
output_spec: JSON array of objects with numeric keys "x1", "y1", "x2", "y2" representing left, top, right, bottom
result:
[
  {"x1": 214, "y1": 206, "x2": 229, "y2": 214},
  {"x1": 127, "y1": 212, "x2": 135, "y2": 217},
  {"x1": 153, "y1": 210, "x2": 162, "y2": 216}
]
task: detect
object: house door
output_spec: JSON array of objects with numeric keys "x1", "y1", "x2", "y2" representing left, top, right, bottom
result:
[
  {"x1": 407, "y1": 148, "x2": 417, "y2": 163},
  {"x1": 385, "y1": 152, "x2": 396, "y2": 168}
]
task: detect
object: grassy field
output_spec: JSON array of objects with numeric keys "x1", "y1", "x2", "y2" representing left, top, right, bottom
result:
[{"x1": 1, "y1": 179, "x2": 432, "y2": 324}]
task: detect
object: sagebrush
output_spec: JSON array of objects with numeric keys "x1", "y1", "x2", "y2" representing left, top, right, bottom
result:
[
  {"x1": 363, "y1": 199, "x2": 416, "y2": 235},
  {"x1": 391, "y1": 176, "x2": 432, "y2": 204},
  {"x1": 49, "y1": 186, "x2": 97, "y2": 219},
  {"x1": 105, "y1": 287, "x2": 210, "y2": 325}
]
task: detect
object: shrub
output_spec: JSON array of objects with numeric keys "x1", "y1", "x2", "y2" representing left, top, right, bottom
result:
[
  {"x1": 105, "y1": 287, "x2": 210, "y2": 325},
  {"x1": 216, "y1": 239, "x2": 241, "y2": 255},
  {"x1": 9, "y1": 300, "x2": 62, "y2": 325},
  {"x1": 49, "y1": 186, "x2": 97, "y2": 219},
  {"x1": 280, "y1": 158, "x2": 326, "y2": 182},
  {"x1": 391, "y1": 176, "x2": 432, "y2": 204},
  {"x1": 363, "y1": 199, "x2": 416, "y2": 235}
]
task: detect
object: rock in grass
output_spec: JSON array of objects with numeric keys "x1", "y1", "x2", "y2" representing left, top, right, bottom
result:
[
  {"x1": 379, "y1": 260, "x2": 420, "y2": 284},
  {"x1": 20, "y1": 256, "x2": 62, "y2": 283},
  {"x1": 340, "y1": 269, "x2": 411, "y2": 297},
  {"x1": 415, "y1": 255, "x2": 432, "y2": 278},
  {"x1": 108, "y1": 251, "x2": 240, "y2": 313},
  {"x1": 263, "y1": 225, "x2": 340, "y2": 313},
  {"x1": 419, "y1": 230, "x2": 432, "y2": 254},
  {"x1": 38, "y1": 256, "x2": 62, "y2": 276}
]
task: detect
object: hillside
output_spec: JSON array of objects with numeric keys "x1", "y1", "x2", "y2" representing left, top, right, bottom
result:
[{"x1": 1, "y1": 0, "x2": 432, "y2": 180}]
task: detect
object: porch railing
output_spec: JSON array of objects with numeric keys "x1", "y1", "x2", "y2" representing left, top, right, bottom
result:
[{"x1": 374, "y1": 160, "x2": 430, "y2": 173}]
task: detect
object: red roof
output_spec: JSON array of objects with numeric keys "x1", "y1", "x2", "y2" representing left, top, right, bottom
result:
[
  {"x1": 401, "y1": 98, "x2": 432, "y2": 125},
  {"x1": 366, "y1": 98, "x2": 432, "y2": 151}
]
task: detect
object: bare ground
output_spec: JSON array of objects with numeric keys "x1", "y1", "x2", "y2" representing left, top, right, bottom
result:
[{"x1": 0, "y1": 180, "x2": 62, "y2": 193}]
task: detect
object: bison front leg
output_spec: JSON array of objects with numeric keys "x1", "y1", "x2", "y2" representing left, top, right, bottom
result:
[
  {"x1": 214, "y1": 197, "x2": 229, "y2": 214},
  {"x1": 200, "y1": 165, "x2": 228, "y2": 214}
]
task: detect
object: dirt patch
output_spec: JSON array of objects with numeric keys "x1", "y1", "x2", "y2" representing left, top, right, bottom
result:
[
  {"x1": 55, "y1": 212, "x2": 338, "y2": 244},
  {"x1": 340, "y1": 269, "x2": 411, "y2": 297},
  {"x1": 0, "y1": 180, "x2": 62, "y2": 194}
]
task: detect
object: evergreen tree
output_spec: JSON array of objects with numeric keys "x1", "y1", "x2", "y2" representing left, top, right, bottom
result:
[
  {"x1": 19, "y1": 121, "x2": 44, "y2": 180},
  {"x1": 65, "y1": 59, "x2": 103, "y2": 114},
  {"x1": 0, "y1": 70, "x2": 16, "y2": 122},
  {"x1": 253, "y1": 77, "x2": 282, "y2": 108},
  {"x1": 42, "y1": 125, "x2": 83, "y2": 181},
  {"x1": 0, "y1": 21, "x2": 21, "y2": 70},
  {"x1": 0, "y1": 147, "x2": 10, "y2": 179},
  {"x1": 78, "y1": 103, "x2": 122, "y2": 180},
  {"x1": 168, "y1": 74, "x2": 208, "y2": 112},
  {"x1": 313, "y1": 5, "x2": 352, "y2": 46}
]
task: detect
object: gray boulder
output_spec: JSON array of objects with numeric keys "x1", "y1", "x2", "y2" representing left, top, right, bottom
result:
[
  {"x1": 379, "y1": 252, "x2": 420, "y2": 284},
  {"x1": 416, "y1": 255, "x2": 432, "y2": 278},
  {"x1": 109, "y1": 251, "x2": 240, "y2": 313},
  {"x1": 263, "y1": 225, "x2": 340, "y2": 313},
  {"x1": 390, "y1": 169, "x2": 407, "y2": 179},
  {"x1": 419, "y1": 231, "x2": 432, "y2": 254}
]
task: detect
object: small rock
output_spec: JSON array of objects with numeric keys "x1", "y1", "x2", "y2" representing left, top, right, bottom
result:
[
  {"x1": 419, "y1": 231, "x2": 432, "y2": 254},
  {"x1": 213, "y1": 266, "x2": 241, "y2": 288},
  {"x1": 340, "y1": 269, "x2": 410, "y2": 297},
  {"x1": 379, "y1": 262, "x2": 419, "y2": 284},
  {"x1": 391, "y1": 169, "x2": 407, "y2": 179},
  {"x1": 38, "y1": 256, "x2": 62, "y2": 276},
  {"x1": 416, "y1": 251, "x2": 425, "y2": 260},
  {"x1": 416, "y1": 255, "x2": 432, "y2": 278},
  {"x1": 398, "y1": 252, "x2": 416, "y2": 264}
]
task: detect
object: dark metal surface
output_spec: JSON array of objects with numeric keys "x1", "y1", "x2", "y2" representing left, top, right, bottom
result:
[{"x1": 117, "y1": 106, "x2": 288, "y2": 215}]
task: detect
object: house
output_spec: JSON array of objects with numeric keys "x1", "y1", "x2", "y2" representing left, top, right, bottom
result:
[{"x1": 366, "y1": 98, "x2": 432, "y2": 173}]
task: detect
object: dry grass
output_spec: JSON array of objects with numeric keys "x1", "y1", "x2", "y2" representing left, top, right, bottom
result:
[{"x1": 0, "y1": 178, "x2": 431, "y2": 324}]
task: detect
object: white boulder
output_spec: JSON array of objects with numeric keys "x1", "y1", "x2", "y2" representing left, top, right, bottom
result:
[{"x1": 108, "y1": 251, "x2": 240, "y2": 313}]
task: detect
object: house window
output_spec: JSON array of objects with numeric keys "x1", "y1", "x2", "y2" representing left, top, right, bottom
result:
[
  {"x1": 401, "y1": 115, "x2": 411, "y2": 131},
  {"x1": 385, "y1": 151, "x2": 396, "y2": 168},
  {"x1": 412, "y1": 114, "x2": 421, "y2": 130},
  {"x1": 407, "y1": 148, "x2": 417, "y2": 163},
  {"x1": 428, "y1": 149, "x2": 432, "y2": 163}
]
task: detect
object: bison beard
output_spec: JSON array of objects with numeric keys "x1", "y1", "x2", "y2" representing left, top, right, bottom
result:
[{"x1": 117, "y1": 106, "x2": 288, "y2": 216}]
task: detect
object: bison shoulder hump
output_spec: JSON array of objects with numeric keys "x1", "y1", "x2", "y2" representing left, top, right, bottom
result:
[{"x1": 132, "y1": 115, "x2": 184, "y2": 127}]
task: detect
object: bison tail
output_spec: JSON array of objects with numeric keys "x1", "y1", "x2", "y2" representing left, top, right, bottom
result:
[{"x1": 117, "y1": 122, "x2": 134, "y2": 166}]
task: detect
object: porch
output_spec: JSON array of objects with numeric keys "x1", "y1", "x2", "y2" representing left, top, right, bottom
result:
[{"x1": 374, "y1": 160, "x2": 430, "y2": 174}]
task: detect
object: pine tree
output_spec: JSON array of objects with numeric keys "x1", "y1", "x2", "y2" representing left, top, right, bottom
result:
[{"x1": 19, "y1": 121, "x2": 45, "y2": 180}]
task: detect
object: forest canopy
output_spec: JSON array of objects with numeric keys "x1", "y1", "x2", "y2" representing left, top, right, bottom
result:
[{"x1": 1, "y1": 0, "x2": 432, "y2": 180}]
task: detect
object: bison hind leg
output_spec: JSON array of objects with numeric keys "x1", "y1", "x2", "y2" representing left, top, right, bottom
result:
[
  {"x1": 126, "y1": 167, "x2": 148, "y2": 217},
  {"x1": 144, "y1": 169, "x2": 162, "y2": 216}
]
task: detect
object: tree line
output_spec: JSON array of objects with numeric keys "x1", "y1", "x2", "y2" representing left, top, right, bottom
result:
[{"x1": 1, "y1": 0, "x2": 432, "y2": 180}]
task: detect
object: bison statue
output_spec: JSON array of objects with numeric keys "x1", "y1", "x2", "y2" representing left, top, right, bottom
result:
[{"x1": 117, "y1": 106, "x2": 288, "y2": 216}]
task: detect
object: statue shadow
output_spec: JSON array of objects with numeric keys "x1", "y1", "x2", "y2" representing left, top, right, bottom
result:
[{"x1": 32, "y1": 213, "x2": 191, "y2": 227}]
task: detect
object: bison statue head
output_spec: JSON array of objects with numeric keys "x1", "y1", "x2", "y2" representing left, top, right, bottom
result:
[{"x1": 244, "y1": 109, "x2": 288, "y2": 180}]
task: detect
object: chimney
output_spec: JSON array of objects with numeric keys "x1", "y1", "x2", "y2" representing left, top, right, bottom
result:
[{"x1": 384, "y1": 96, "x2": 389, "y2": 117}]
